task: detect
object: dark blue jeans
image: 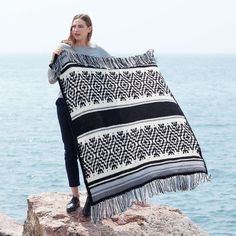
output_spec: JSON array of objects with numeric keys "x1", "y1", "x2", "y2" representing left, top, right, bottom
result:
[{"x1": 56, "y1": 97, "x2": 80, "y2": 187}]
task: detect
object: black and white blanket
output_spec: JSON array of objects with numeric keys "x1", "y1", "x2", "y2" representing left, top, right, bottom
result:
[{"x1": 50, "y1": 49, "x2": 209, "y2": 223}]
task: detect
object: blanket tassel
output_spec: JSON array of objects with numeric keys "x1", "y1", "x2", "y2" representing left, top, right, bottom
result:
[{"x1": 90, "y1": 172, "x2": 210, "y2": 223}]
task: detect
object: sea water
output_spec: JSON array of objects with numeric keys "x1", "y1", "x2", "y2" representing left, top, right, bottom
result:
[{"x1": 0, "y1": 53, "x2": 235, "y2": 236}]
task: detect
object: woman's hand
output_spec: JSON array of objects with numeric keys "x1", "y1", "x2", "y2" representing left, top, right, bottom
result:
[{"x1": 51, "y1": 47, "x2": 63, "y2": 63}]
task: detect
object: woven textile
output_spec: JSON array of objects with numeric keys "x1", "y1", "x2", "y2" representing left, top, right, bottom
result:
[{"x1": 50, "y1": 49, "x2": 209, "y2": 223}]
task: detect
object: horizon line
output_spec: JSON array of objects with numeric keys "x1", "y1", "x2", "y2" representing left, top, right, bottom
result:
[{"x1": 0, "y1": 51, "x2": 236, "y2": 55}]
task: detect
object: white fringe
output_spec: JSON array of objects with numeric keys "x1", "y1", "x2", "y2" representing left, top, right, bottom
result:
[
  {"x1": 49, "y1": 49, "x2": 157, "y2": 78},
  {"x1": 90, "y1": 172, "x2": 210, "y2": 223}
]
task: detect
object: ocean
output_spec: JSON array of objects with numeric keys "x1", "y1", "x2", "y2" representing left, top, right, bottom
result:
[{"x1": 0, "y1": 53, "x2": 235, "y2": 235}]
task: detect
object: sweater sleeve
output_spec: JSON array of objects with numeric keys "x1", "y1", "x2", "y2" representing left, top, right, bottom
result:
[
  {"x1": 96, "y1": 45, "x2": 111, "y2": 57},
  {"x1": 48, "y1": 67, "x2": 57, "y2": 84},
  {"x1": 47, "y1": 43, "x2": 71, "y2": 84}
]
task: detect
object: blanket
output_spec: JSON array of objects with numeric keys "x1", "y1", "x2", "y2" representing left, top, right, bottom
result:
[{"x1": 50, "y1": 49, "x2": 210, "y2": 223}]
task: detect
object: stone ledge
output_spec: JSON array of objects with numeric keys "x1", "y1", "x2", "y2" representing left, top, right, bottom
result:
[
  {"x1": 22, "y1": 192, "x2": 208, "y2": 236},
  {"x1": 0, "y1": 213, "x2": 23, "y2": 236}
]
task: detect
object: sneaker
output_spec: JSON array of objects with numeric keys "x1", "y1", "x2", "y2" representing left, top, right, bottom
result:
[
  {"x1": 82, "y1": 197, "x2": 91, "y2": 217},
  {"x1": 66, "y1": 196, "x2": 80, "y2": 213}
]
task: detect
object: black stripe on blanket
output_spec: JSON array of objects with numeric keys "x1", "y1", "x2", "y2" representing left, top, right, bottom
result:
[
  {"x1": 88, "y1": 156, "x2": 203, "y2": 187},
  {"x1": 61, "y1": 62, "x2": 158, "y2": 74},
  {"x1": 72, "y1": 101, "x2": 184, "y2": 137}
]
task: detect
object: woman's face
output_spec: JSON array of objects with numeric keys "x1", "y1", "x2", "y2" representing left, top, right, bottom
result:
[{"x1": 71, "y1": 18, "x2": 91, "y2": 43}]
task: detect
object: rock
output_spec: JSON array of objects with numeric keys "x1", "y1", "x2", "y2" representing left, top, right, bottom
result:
[
  {"x1": 23, "y1": 192, "x2": 208, "y2": 236},
  {"x1": 0, "y1": 213, "x2": 23, "y2": 236}
]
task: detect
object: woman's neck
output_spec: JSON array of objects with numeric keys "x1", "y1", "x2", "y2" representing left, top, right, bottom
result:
[{"x1": 73, "y1": 40, "x2": 90, "y2": 47}]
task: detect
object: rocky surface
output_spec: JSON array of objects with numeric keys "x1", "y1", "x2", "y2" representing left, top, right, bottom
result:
[
  {"x1": 22, "y1": 191, "x2": 209, "y2": 236},
  {"x1": 0, "y1": 213, "x2": 23, "y2": 236}
]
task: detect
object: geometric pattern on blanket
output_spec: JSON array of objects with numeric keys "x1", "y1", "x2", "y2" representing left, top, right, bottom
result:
[{"x1": 50, "y1": 49, "x2": 210, "y2": 223}]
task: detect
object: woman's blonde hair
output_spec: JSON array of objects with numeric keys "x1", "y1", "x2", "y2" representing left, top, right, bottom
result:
[{"x1": 62, "y1": 14, "x2": 93, "y2": 45}]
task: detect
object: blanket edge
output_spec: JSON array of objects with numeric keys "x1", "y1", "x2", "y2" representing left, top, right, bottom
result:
[{"x1": 90, "y1": 172, "x2": 210, "y2": 223}]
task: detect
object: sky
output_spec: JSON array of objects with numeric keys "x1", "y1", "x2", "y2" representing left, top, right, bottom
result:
[{"x1": 1, "y1": 0, "x2": 236, "y2": 54}]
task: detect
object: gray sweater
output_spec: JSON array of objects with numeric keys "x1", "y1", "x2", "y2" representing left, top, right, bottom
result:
[{"x1": 48, "y1": 43, "x2": 110, "y2": 97}]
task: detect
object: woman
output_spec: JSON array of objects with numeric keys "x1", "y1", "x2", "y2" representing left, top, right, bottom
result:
[{"x1": 48, "y1": 14, "x2": 110, "y2": 217}]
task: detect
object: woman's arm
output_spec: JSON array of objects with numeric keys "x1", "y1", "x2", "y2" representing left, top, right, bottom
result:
[
  {"x1": 48, "y1": 68, "x2": 57, "y2": 84},
  {"x1": 47, "y1": 43, "x2": 70, "y2": 84}
]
